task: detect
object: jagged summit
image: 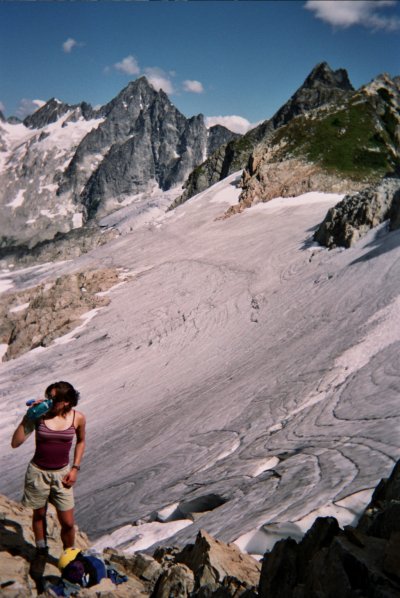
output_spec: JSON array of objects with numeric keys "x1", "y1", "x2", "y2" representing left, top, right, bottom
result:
[
  {"x1": 303, "y1": 61, "x2": 353, "y2": 91},
  {"x1": 99, "y1": 76, "x2": 161, "y2": 118},
  {"x1": 271, "y1": 62, "x2": 354, "y2": 129},
  {"x1": 23, "y1": 97, "x2": 96, "y2": 129}
]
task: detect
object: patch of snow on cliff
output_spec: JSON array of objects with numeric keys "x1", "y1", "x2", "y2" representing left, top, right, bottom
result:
[
  {"x1": 6, "y1": 189, "x2": 25, "y2": 208},
  {"x1": 72, "y1": 213, "x2": 83, "y2": 228}
]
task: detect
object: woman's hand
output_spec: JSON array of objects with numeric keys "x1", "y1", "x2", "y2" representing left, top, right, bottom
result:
[{"x1": 62, "y1": 468, "x2": 78, "y2": 488}]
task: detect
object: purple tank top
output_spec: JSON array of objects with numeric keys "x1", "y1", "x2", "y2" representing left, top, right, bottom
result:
[{"x1": 32, "y1": 411, "x2": 76, "y2": 470}]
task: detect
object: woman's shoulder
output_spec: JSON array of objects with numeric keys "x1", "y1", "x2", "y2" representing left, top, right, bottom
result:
[{"x1": 73, "y1": 409, "x2": 86, "y2": 425}]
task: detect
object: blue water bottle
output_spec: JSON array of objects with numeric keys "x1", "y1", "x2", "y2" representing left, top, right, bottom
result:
[{"x1": 26, "y1": 398, "x2": 53, "y2": 420}]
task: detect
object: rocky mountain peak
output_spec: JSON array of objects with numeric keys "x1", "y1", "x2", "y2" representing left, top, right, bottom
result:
[
  {"x1": 303, "y1": 61, "x2": 353, "y2": 92},
  {"x1": 23, "y1": 97, "x2": 73, "y2": 129},
  {"x1": 101, "y1": 76, "x2": 161, "y2": 118}
]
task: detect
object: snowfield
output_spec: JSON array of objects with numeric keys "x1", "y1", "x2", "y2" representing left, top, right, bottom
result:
[{"x1": 1, "y1": 172, "x2": 399, "y2": 556}]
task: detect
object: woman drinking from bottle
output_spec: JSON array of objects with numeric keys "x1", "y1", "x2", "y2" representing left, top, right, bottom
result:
[{"x1": 11, "y1": 381, "x2": 86, "y2": 552}]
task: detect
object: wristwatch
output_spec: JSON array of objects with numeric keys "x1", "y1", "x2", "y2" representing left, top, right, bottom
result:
[{"x1": 72, "y1": 464, "x2": 81, "y2": 470}]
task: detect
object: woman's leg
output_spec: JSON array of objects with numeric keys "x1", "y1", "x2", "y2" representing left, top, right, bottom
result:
[
  {"x1": 32, "y1": 505, "x2": 47, "y2": 545},
  {"x1": 56, "y1": 508, "x2": 75, "y2": 548}
]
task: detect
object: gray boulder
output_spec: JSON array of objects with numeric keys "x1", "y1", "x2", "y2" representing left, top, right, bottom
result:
[
  {"x1": 314, "y1": 176, "x2": 400, "y2": 248},
  {"x1": 176, "y1": 530, "x2": 260, "y2": 596}
]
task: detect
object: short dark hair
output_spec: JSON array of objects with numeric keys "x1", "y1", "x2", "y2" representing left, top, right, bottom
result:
[{"x1": 45, "y1": 381, "x2": 80, "y2": 410}]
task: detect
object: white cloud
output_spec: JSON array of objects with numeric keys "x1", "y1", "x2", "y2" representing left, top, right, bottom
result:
[
  {"x1": 144, "y1": 67, "x2": 174, "y2": 94},
  {"x1": 205, "y1": 115, "x2": 256, "y2": 135},
  {"x1": 183, "y1": 80, "x2": 204, "y2": 94},
  {"x1": 15, "y1": 98, "x2": 46, "y2": 119},
  {"x1": 305, "y1": 0, "x2": 400, "y2": 31},
  {"x1": 114, "y1": 55, "x2": 141, "y2": 76},
  {"x1": 62, "y1": 38, "x2": 79, "y2": 53}
]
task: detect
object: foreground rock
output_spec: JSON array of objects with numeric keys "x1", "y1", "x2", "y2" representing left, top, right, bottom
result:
[
  {"x1": 314, "y1": 176, "x2": 400, "y2": 248},
  {"x1": 2, "y1": 459, "x2": 400, "y2": 595},
  {"x1": 0, "y1": 495, "x2": 260, "y2": 597},
  {"x1": 0, "y1": 493, "x2": 89, "y2": 596},
  {"x1": 0, "y1": 268, "x2": 126, "y2": 361},
  {"x1": 258, "y1": 458, "x2": 400, "y2": 598},
  {"x1": 175, "y1": 529, "x2": 260, "y2": 596}
]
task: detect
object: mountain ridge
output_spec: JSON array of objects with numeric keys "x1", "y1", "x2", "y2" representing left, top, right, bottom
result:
[{"x1": 170, "y1": 62, "x2": 356, "y2": 209}]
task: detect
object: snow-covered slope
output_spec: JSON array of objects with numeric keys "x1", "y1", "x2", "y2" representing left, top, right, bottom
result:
[
  {"x1": 0, "y1": 173, "x2": 399, "y2": 556},
  {"x1": 0, "y1": 115, "x2": 103, "y2": 248}
]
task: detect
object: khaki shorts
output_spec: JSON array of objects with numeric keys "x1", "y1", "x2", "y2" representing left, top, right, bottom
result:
[{"x1": 22, "y1": 462, "x2": 74, "y2": 512}]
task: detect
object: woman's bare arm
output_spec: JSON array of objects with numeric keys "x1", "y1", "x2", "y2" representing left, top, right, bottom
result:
[{"x1": 11, "y1": 416, "x2": 35, "y2": 448}]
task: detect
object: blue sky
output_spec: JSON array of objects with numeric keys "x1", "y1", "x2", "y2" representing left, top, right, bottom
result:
[{"x1": 1, "y1": 1, "x2": 400, "y2": 132}]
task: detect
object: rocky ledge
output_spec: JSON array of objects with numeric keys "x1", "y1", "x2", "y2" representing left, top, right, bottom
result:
[
  {"x1": 0, "y1": 268, "x2": 128, "y2": 361},
  {"x1": 0, "y1": 225, "x2": 118, "y2": 270},
  {"x1": 223, "y1": 157, "x2": 364, "y2": 218},
  {"x1": 314, "y1": 176, "x2": 400, "y2": 248},
  {"x1": 1, "y1": 458, "x2": 400, "y2": 596},
  {"x1": 259, "y1": 458, "x2": 400, "y2": 598}
]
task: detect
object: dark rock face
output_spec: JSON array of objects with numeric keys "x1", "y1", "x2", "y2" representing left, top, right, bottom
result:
[
  {"x1": 258, "y1": 458, "x2": 400, "y2": 598},
  {"x1": 176, "y1": 62, "x2": 354, "y2": 206},
  {"x1": 270, "y1": 62, "x2": 353, "y2": 131},
  {"x1": 55, "y1": 78, "x2": 235, "y2": 219},
  {"x1": 61, "y1": 79, "x2": 195, "y2": 209},
  {"x1": 207, "y1": 125, "x2": 241, "y2": 157},
  {"x1": 314, "y1": 176, "x2": 400, "y2": 248},
  {"x1": 0, "y1": 110, "x2": 5, "y2": 123},
  {"x1": 23, "y1": 98, "x2": 73, "y2": 128}
]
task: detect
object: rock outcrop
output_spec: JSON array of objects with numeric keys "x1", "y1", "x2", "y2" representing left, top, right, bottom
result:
[
  {"x1": 0, "y1": 268, "x2": 127, "y2": 361},
  {"x1": 0, "y1": 496, "x2": 260, "y2": 598},
  {"x1": 314, "y1": 176, "x2": 400, "y2": 248},
  {"x1": 258, "y1": 458, "x2": 400, "y2": 598},
  {"x1": 235, "y1": 72, "x2": 400, "y2": 214},
  {"x1": 0, "y1": 225, "x2": 118, "y2": 270},
  {"x1": 224, "y1": 158, "x2": 364, "y2": 218},
  {"x1": 175, "y1": 529, "x2": 261, "y2": 596},
  {"x1": 2, "y1": 459, "x2": 400, "y2": 596}
]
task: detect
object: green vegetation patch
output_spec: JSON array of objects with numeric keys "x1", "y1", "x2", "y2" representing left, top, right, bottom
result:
[{"x1": 272, "y1": 99, "x2": 397, "y2": 179}]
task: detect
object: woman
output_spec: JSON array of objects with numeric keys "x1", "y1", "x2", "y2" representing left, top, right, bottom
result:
[{"x1": 11, "y1": 381, "x2": 86, "y2": 552}]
